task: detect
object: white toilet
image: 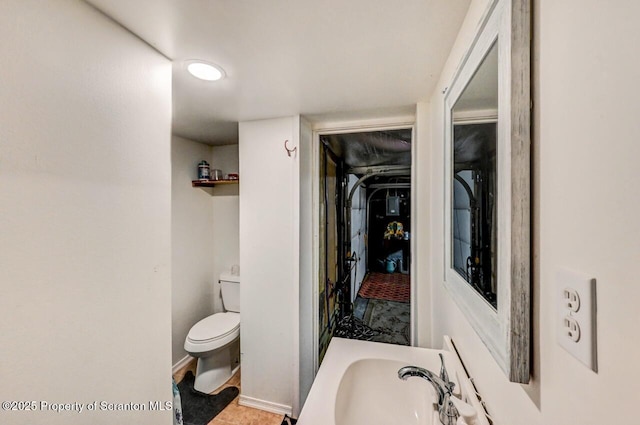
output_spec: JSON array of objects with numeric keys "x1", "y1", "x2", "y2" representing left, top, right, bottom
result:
[{"x1": 184, "y1": 272, "x2": 240, "y2": 394}]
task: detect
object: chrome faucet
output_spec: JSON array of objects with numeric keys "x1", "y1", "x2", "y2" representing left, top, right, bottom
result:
[{"x1": 398, "y1": 353, "x2": 459, "y2": 425}]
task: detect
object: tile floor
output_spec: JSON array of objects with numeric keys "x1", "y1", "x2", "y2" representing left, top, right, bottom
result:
[{"x1": 173, "y1": 360, "x2": 284, "y2": 425}]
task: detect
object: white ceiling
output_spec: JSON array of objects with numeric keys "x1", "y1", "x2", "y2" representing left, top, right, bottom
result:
[{"x1": 86, "y1": 0, "x2": 471, "y2": 145}]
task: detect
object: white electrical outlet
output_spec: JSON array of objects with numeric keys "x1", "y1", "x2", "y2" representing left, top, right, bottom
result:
[
  {"x1": 562, "y1": 287, "x2": 580, "y2": 312},
  {"x1": 562, "y1": 316, "x2": 580, "y2": 342},
  {"x1": 556, "y1": 268, "x2": 597, "y2": 372}
]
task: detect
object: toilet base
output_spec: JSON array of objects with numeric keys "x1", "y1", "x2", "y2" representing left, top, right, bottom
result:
[{"x1": 193, "y1": 340, "x2": 240, "y2": 394}]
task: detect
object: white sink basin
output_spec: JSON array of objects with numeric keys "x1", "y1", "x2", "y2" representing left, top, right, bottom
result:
[
  {"x1": 335, "y1": 358, "x2": 435, "y2": 425},
  {"x1": 298, "y1": 338, "x2": 488, "y2": 425}
]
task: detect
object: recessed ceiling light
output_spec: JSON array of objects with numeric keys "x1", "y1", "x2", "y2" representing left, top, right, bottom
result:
[{"x1": 186, "y1": 61, "x2": 225, "y2": 81}]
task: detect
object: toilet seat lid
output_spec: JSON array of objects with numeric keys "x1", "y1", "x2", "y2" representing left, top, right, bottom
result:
[{"x1": 187, "y1": 312, "x2": 240, "y2": 342}]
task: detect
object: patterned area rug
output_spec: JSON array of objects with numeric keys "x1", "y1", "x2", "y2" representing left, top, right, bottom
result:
[
  {"x1": 350, "y1": 295, "x2": 411, "y2": 345},
  {"x1": 281, "y1": 414, "x2": 298, "y2": 425},
  {"x1": 364, "y1": 298, "x2": 411, "y2": 345},
  {"x1": 357, "y1": 272, "x2": 410, "y2": 303}
]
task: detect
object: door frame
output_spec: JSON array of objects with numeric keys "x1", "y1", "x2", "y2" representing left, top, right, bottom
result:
[{"x1": 310, "y1": 115, "x2": 417, "y2": 375}]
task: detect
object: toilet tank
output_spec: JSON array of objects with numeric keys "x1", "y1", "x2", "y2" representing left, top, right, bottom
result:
[{"x1": 220, "y1": 273, "x2": 240, "y2": 312}]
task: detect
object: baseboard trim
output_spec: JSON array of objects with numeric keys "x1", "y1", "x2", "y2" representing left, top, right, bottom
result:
[
  {"x1": 239, "y1": 395, "x2": 291, "y2": 416},
  {"x1": 172, "y1": 354, "x2": 194, "y2": 374}
]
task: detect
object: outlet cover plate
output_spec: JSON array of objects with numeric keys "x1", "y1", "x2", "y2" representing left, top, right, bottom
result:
[{"x1": 556, "y1": 268, "x2": 597, "y2": 372}]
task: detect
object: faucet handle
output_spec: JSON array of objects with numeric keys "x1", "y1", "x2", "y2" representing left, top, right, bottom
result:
[
  {"x1": 439, "y1": 393, "x2": 459, "y2": 425},
  {"x1": 438, "y1": 353, "x2": 458, "y2": 397},
  {"x1": 449, "y1": 396, "x2": 478, "y2": 425},
  {"x1": 439, "y1": 353, "x2": 451, "y2": 385}
]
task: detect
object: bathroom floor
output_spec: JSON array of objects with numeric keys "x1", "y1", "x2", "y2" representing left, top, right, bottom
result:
[{"x1": 173, "y1": 360, "x2": 284, "y2": 425}]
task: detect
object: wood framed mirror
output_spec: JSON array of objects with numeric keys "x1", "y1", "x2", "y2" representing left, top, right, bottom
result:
[{"x1": 443, "y1": 0, "x2": 531, "y2": 383}]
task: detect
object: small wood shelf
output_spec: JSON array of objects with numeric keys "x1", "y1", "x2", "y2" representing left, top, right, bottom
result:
[{"x1": 192, "y1": 179, "x2": 239, "y2": 187}]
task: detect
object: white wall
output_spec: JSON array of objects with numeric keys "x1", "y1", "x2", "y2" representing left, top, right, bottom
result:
[
  {"x1": 171, "y1": 136, "x2": 216, "y2": 364},
  {"x1": 297, "y1": 117, "x2": 314, "y2": 416},
  {"x1": 239, "y1": 117, "x2": 300, "y2": 414},
  {"x1": 421, "y1": 0, "x2": 640, "y2": 424},
  {"x1": 0, "y1": 1, "x2": 172, "y2": 424}
]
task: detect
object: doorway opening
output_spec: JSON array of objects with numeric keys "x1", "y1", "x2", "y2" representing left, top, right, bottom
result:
[{"x1": 317, "y1": 127, "x2": 412, "y2": 362}]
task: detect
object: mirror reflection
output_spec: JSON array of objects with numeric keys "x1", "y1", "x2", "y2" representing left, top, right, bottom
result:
[{"x1": 451, "y1": 41, "x2": 498, "y2": 308}]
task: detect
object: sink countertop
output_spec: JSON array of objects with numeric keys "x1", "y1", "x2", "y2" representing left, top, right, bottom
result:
[{"x1": 297, "y1": 338, "x2": 461, "y2": 425}]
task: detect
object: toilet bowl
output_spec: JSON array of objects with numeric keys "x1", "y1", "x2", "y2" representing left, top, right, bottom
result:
[{"x1": 184, "y1": 272, "x2": 240, "y2": 393}]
